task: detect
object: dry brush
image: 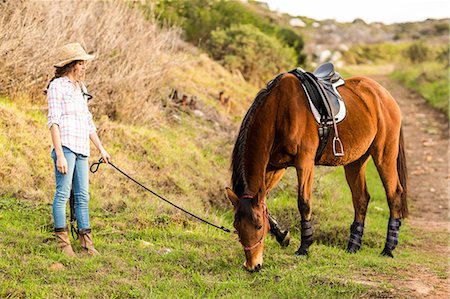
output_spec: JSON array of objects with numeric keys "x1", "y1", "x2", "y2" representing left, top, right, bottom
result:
[{"x1": 0, "y1": 0, "x2": 183, "y2": 124}]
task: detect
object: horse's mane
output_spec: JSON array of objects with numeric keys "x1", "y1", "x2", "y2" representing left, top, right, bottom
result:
[{"x1": 231, "y1": 73, "x2": 284, "y2": 197}]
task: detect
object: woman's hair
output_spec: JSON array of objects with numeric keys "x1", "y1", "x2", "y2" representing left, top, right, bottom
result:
[{"x1": 45, "y1": 60, "x2": 81, "y2": 94}]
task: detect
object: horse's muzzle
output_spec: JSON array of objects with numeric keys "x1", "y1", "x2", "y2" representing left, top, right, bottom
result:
[{"x1": 244, "y1": 256, "x2": 263, "y2": 272}]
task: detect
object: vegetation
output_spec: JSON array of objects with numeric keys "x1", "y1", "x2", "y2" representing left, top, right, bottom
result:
[
  {"x1": 392, "y1": 42, "x2": 449, "y2": 117},
  {"x1": 394, "y1": 21, "x2": 450, "y2": 40},
  {"x1": 1, "y1": 118, "x2": 448, "y2": 297},
  {"x1": 0, "y1": 0, "x2": 181, "y2": 124},
  {"x1": 343, "y1": 41, "x2": 448, "y2": 118},
  {"x1": 145, "y1": 0, "x2": 305, "y2": 85},
  {"x1": 0, "y1": 0, "x2": 448, "y2": 298},
  {"x1": 209, "y1": 24, "x2": 296, "y2": 84},
  {"x1": 341, "y1": 43, "x2": 409, "y2": 65}
]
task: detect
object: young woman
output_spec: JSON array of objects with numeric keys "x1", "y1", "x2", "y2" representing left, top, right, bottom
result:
[{"x1": 47, "y1": 42, "x2": 111, "y2": 256}]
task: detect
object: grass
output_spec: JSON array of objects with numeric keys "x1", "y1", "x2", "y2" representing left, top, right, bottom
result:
[
  {"x1": 1, "y1": 0, "x2": 448, "y2": 295},
  {"x1": 342, "y1": 42, "x2": 448, "y2": 119},
  {"x1": 0, "y1": 1, "x2": 182, "y2": 125},
  {"x1": 1, "y1": 69, "x2": 449, "y2": 297},
  {"x1": 0, "y1": 196, "x2": 386, "y2": 298},
  {"x1": 1, "y1": 155, "x2": 448, "y2": 298},
  {"x1": 391, "y1": 62, "x2": 449, "y2": 118},
  {"x1": 2, "y1": 45, "x2": 449, "y2": 298}
]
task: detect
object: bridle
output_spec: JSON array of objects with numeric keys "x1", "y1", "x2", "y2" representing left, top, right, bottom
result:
[{"x1": 238, "y1": 195, "x2": 270, "y2": 251}]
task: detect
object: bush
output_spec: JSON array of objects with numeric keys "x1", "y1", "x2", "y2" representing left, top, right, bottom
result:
[
  {"x1": 405, "y1": 42, "x2": 430, "y2": 63},
  {"x1": 151, "y1": 0, "x2": 276, "y2": 45},
  {"x1": 276, "y1": 28, "x2": 306, "y2": 65},
  {"x1": 149, "y1": 0, "x2": 305, "y2": 77},
  {"x1": 342, "y1": 43, "x2": 407, "y2": 65},
  {"x1": 434, "y1": 22, "x2": 449, "y2": 35},
  {"x1": 208, "y1": 24, "x2": 297, "y2": 84},
  {"x1": 436, "y1": 46, "x2": 449, "y2": 67}
]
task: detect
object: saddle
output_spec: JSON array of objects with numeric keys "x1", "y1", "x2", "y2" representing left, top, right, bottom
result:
[
  {"x1": 313, "y1": 62, "x2": 346, "y2": 120},
  {"x1": 289, "y1": 62, "x2": 346, "y2": 161}
]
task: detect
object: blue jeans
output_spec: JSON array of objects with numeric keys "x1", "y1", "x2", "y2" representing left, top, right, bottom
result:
[{"x1": 52, "y1": 147, "x2": 91, "y2": 230}]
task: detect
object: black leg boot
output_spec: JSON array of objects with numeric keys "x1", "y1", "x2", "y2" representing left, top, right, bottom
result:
[
  {"x1": 295, "y1": 220, "x2": 313, "y2": 256},
  {"x1": 347, "y1": 221, "x2": 365, "y2": 253},
  {"x1": 381, "y1": 218, "x2": 401, "y2": 258},
  {"x1": 268, "y1": 214, "x2": 290, "y2": 247}
]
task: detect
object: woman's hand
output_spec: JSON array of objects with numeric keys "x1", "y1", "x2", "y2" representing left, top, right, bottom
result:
[
  {"x1": 101, "y1": 149, "x2": 111, "y2": 164},
  {"x1": 56, "y1": 155, "x2": 68, "y2": 174},
  {"x1": 90, "y1": 132, "x2": 111, "y2": 164}
]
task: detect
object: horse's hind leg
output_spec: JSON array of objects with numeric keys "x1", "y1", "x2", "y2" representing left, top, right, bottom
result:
[
  {"x1": 344, "y1": 153, "x2": 371, "y2": 253},
  {"x1": 265, "y1": 169, "x2": 290, "y2": 247},
  {"x1": 372, "y1": 137, "x2": 405, "y2": 258}
]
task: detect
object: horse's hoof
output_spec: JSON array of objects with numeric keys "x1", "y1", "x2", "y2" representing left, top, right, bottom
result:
[
  {"x1": 277, "y1": 231, "x2": 290, "y2": 247},
  {"x1": 295, "y1": 247, "x2": 309, "y2": 256},
  {"x1": 346, "y1": 245, "x2": 361, "y2": 254},
  {"x1": 381, "y1": 247, "x2": 394, "y2": 258}
]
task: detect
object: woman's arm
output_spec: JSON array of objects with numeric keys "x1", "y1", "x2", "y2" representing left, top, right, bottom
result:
[
  {"x1": 47, "y1": 80, "x2": 68, "y2": 174},
  {"x1": 50, "y1": 124, "x2": 68, "y2": 174},
  {"x1": 90, "y1": 132, "x2": 111, "y2": 163}
]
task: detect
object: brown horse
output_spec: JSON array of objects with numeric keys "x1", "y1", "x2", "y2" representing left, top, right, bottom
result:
[{"x1": 226, "y1": 71, "x2": 408, "y2": 272}]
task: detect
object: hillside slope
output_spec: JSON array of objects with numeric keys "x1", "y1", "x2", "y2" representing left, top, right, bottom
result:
[
  {"x1": 0, "y1": 0, "x2": 258, "y2": 208},
  {"x1": 1, "y1": 1, "x2": 448, "y2": 298}
]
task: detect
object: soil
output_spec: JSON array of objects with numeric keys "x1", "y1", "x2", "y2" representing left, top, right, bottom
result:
[{"x1": 367, "y1": 75, "x2": 449, "y2": 298}]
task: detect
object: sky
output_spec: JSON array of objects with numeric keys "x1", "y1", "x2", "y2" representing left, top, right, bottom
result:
[{"x1": 261, "y1": 0, "x2": 449, "y2": 24}]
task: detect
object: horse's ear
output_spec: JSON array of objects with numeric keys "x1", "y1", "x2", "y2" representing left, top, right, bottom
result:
[{"x1": 225, "y1": 187, "x2": 239, "y2": 208}]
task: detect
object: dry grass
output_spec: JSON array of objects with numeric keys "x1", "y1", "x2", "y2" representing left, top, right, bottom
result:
[
  {"x1": 0, "y1": 96, "x2": 54, "y2": 201},
  {"x1": 0, "y1": 0, "x2": 182, "y2": 125},
  {"x1": 0, "y1": 0, "x2": 260, "y2": 209}
]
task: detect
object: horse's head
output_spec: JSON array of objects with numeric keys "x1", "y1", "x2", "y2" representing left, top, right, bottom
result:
[{"x1": 226, "y1": 188, "x2": 270, "y2": 272}]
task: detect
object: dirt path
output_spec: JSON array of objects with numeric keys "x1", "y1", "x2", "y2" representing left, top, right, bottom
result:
[{"x1": 369, "y1": 75, "x2": 449, "y2": 298}]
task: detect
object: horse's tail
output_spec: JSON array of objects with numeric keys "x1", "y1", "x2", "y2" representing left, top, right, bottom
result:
[{"x1": 397, "y1": 126, "x2": 408, "y2": 218}]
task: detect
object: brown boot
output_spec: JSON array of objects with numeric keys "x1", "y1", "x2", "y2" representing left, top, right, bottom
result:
[
  {"x1": 79, "y1": 228, "x2": 99, "y2": 255},
  {"x1": 55, "y1": 227, "x2": 76, "y2": 257}
]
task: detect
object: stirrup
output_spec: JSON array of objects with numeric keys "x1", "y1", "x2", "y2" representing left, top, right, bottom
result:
[{"x1": 333, "y1": 137, "x2": 344, "y2": 156}]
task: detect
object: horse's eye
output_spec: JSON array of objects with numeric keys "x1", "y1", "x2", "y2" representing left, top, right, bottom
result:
[{"x1": 256, "y1": 224, "x2": 263, "y2": 230}]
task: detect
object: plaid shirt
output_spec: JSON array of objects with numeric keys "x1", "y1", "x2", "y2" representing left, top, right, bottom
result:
[{"x1": 47, "y1": 77, "x2": 96, "y2": 156}]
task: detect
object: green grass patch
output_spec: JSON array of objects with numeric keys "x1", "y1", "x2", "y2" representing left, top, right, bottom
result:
[
  {"x1": 2, "y1": 157, "x2": 443, "y2": 298},
  {"x1": 391, "y1": 62, "x2": 449, "y2": 117}
]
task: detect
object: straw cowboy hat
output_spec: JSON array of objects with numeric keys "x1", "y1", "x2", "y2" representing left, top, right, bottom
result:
[{"x1": 54, "y1": 42, "x2": 95, "y2": 68}]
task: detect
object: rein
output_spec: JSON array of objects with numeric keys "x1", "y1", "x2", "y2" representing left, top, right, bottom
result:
[
  {"x1": 90, "y1": 158, "x2": 230, "y2": 233},
  {"x1": 239, "y1": 196, "x2": 270, "y2": 251}
]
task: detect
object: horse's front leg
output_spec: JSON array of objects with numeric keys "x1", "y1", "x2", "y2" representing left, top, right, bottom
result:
[
  {"x1": 295, "y1": 162, "x2": 315, "y2": 256},
  {"x1": 265, "y1": 168, "x2": 290, "y2": 247}
]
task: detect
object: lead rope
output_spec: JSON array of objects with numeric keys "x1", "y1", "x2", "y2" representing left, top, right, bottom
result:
[
  {"x1": 69, "y1": 189, "x2": 79, "y2": 240},
  {"x1": 90, "y1": 158, "x2": 230, "y2": 233}
]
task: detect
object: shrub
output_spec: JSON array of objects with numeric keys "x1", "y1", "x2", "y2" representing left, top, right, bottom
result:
[
  {"x1": 149, "y1": 0, "x2": 305, "y2": 74},
  {"x1": 405, "y1": 42, "x2": 430, "y2": 63},
  {"x1": 151, "y1": 0, "x2": 276, "y2": 45},
  {"x1": 276, "y1": 28, "x2": 306, "y2": 65},
  {"x1": 436, "y1": 46, "x2": 450, "y2": 67},
  {"x1": 434, "y1": 22, "x2": 449, "y2": 35},
  {"x1": 208, "y1": 24, "x2": 297, "y2": 84}
]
